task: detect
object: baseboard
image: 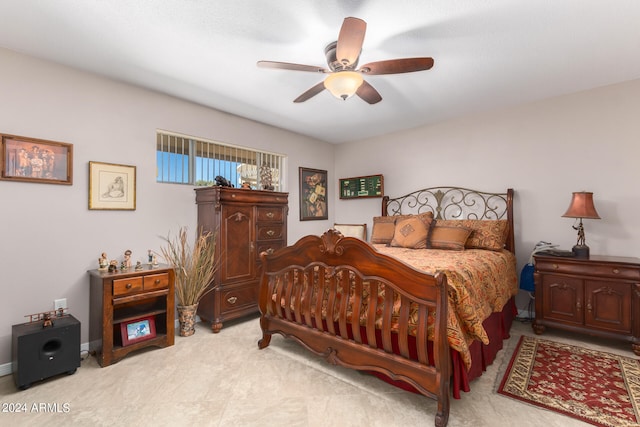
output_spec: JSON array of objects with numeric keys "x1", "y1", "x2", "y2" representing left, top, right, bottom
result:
[
  {"x1": 517, "y1": 308, "x2": 534, "y2": 320},
  {"x1": 0, "y1": 342, "x2": 90, "y2": 377},
  {"x1": 0, "y1": 362, "x2": 11, "y2": 377}
]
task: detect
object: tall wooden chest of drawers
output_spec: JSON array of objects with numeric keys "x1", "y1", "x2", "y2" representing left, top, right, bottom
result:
[
  {"x1": 195, "y1": 187, "x2": 288, "y2": 332},
  {"x1": 532, "y1": 254, "x2": 640, "y2": 355}
]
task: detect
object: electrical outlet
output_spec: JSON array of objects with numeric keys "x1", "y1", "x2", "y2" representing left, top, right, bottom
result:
[{"x1": 54, "y1": 298, "x2": 67, "y2": 311}]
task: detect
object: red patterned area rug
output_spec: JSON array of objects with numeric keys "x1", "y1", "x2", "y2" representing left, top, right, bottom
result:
[{"x1": 498, "y1": 335, "x2": 640, "y2": 427}]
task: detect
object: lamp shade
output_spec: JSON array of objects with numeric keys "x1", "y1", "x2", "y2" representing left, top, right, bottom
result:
[
  {"x1": 324, "y1": 71, "x2": 364, "y2": 100},
  {"x1": 562, "y1": 192, "x2": 601, "y2": 219}
]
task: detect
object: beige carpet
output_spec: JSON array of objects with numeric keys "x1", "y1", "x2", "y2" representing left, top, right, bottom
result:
[{"x1": 0, "y1": 315, "x2": 636, "y2": 426}]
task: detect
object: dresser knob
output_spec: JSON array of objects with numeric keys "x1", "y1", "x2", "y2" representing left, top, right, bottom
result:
[
  {"x1": 227, "y1": 296, "x2": 238, "y2": 304},
  {"x1": 553, "y1": 264, "x2": 559, "y2": 269},
  {"x1": 266, "y1": 230, "x2": 275, "y2": 237},
  {"x1": 155, "y1": 279, "x2": 161, "y2": 284},
  {"x1": 613, "y1": 269, "x2": 620, "y2": 274},
  {"x1": 126, "y1": 283, "x2": 132, "y2": 289},
  {"x1": 266, "y1": 212, "x2": 274, "y2": 218}
]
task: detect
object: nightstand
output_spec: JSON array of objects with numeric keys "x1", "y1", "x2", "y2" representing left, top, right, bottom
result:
[{"x1": 532, "y1": 254, "x2": 640, "y2": 355}]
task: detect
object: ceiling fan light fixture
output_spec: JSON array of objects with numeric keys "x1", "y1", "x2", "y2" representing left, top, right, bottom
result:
[{"x1": 324, "y1": 71, "x2": 363, "y2": 100}]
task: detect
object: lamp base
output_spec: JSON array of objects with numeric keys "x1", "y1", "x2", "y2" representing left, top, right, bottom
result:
[{"x1": 572, "y1": 245, "x2": 590, "y2": 258}]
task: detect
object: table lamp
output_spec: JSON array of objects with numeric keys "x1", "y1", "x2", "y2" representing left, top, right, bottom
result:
[{"x1": 562, "y1": 191, "x2": 600, "y2": 258}]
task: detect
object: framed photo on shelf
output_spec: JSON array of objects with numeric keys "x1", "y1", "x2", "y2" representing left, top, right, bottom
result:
[
  {"x1": 0, "y1": 133, "x2": 73, "y2": 185},
  {"x1": 89, "y1": 161, "x2": 136, "y2": 210},
  {"x1": 299, "y1": 167, "x2": 328, "y2": 221},
  {"x1": 120, "y1": 315, "x2": 156, "y2": 347}
]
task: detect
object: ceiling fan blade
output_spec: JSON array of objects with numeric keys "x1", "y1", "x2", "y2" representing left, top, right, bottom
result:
[
  {"x1": 293, "y1": 82, "x2": 326, "y2": 103},
  {"x1": 336, "y1": 17, "x2": 366, "y2": 67},
  {"x1": 359, "y1": 58, "x2": 434, "y2": 75},
  {"x1": 257, "y1": 60, "x2": 328, "y2": 73},
  {"x1": 356, "y1": 80, "x2": 382, "y2": 104}
]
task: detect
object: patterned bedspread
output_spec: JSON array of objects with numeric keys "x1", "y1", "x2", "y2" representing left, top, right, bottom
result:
[{"x1": 373, "y1": 244, "x2": 518, "y2": 368}]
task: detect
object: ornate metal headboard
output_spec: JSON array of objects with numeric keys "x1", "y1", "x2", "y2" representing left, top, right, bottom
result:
[{"x1": 382, "y1": 187, "x2": 515, "y2": 253}]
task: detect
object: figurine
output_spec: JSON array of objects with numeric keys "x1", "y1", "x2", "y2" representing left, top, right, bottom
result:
[
  {"x1": 135, "y1": 261, "x2": 143, "y2": 271},
  {"x1": 124, "y1": 249, "x2": 132, "y2": 269},
  {"x1": 148, "y1": 249, "x2": 153, "y2": 264},
  {"x1": 152, "y1": 254, "x2": 158, "y2": 266},
  {"x1": 215, "y1": 175, "x2": 233, "y2": 187},
  {"x1": 108, "y1": 259, "x2": 118, "y2": 273},
  {"x1": 98, "y1": 252, "x2": 109, "y2": 270},
  {"x1": 259, "y1": 164, "x2": 274, "y2": 190}
]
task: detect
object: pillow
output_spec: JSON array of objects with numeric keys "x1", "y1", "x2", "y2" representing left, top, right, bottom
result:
[
  {"x1": 370, "y1": 212, "x2": 434, "y2": 245},
  {"x1": 428, "y1": 226, "x2": 472, "y2": 250},
  {"x1": 390, "y1": 216, "x2": 432, "y2": 249},
  {"x1": 436, "y1": 219, "x2": 509, "y2": 251},
  {"x1": 370, "y1": 216, "x2": 397, "y2": 244}
]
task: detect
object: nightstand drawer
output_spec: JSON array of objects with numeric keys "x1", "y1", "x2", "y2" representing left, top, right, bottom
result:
[
  {"x1": 113, "y1": 277, "x2": 143, "y2": 296},
  {"x1": 536, "y1": 259, "x2": 640, "y2": 280},
  {"x1": 144, "y1": 273, "x2": 169, "y2": 290}
]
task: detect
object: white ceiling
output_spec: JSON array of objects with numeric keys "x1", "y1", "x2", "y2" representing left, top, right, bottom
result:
[{"x1": 1, "y1": 1, "x2": 639, "y2": 144}]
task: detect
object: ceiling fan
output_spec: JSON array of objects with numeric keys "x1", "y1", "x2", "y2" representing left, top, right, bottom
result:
[{"x1": 257, "y1": 17, "x2": 434, "y2": 104}]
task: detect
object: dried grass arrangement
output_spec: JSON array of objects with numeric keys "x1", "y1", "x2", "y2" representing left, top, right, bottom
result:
[{"x1": 160, "y1": 227, "x2": 217, "y2": 307}]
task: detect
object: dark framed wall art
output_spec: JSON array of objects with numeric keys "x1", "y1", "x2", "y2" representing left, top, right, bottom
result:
[
  {"x1": 339, "y1": 174, "x2": 384, "y2": 199},
  {"x1": 0, "y1": 133, "x2": 73, "y2": 185},
  {"x1": 299, "y1": 167, "x2": 328, "y2": 221}
]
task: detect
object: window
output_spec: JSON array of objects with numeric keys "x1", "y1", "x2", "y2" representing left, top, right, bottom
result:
[{"x1": 156, "y1": 130, "x2": 285, "y2": 190}]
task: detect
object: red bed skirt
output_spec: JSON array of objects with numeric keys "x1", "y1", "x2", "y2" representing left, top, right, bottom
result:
[{"x1": 369, "y1": 297, "x2": 517, "y2": 399}]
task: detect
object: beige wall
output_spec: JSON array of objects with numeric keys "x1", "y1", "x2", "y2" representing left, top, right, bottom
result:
[{"x1": 0, "y1": 48, "x2": 334, "y2": 365}]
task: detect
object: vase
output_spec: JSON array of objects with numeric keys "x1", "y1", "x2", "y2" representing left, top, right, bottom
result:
[{"x1": 177, "y1": 303, "x2": 198, "y2": 337}]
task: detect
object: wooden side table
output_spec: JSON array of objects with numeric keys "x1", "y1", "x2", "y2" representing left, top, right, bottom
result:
[
  {"x1": 88, "y1": 266, "x2": 175, "y2": 366},
  {"x1": 532, "y1": 254, "x2": 640, "y2": 355}
]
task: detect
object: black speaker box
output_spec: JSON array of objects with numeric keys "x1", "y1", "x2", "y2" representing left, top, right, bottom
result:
[{"x1": 12, "y1": 315, "x2": 81, "y2": 390}]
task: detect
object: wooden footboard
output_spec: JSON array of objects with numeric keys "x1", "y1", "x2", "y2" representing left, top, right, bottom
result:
[{"x1": 258, "y1": 230, "x2": 451, "y2": 427}]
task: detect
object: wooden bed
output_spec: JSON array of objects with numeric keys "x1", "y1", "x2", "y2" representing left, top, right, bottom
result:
[{"x1": 258, "y1": 187, "x2": 517, "y2": 427}]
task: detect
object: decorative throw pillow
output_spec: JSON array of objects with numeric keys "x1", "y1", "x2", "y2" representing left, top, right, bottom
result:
[
  {"x1": 370, "y1": 212, "x2": 433, "y2": 245},
  {"x1": 390, "y1": 216, "x2": 432, "y2": 249},
  {"x1": 370, "y1": 216, "x2": 398, "y2": 244},
  {"x1": 436, "y1": 219, "x2": 508, "y2": 251},
  {"x1": 428, "y1": 226, "x2": 472, "y2": 250}
]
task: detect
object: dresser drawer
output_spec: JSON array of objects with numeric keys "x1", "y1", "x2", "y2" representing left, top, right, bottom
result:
[
  {"x1": 536, "y1": 259, "x2": 640, "y2": 281},
  {"x1": 220, "y1": 285, "x2": 257, "y2": 311},
  {"x1": 257, "y1": 206, "x2": 284, "y2": 222},
  {"x1": 144, "y1": 273, "x2": 169, "y2": 290},
  {"x1": 256, "y1": 240, "x2": 285, "y2": 257},
  {"x1": 113, "y1": 277, "x2": 143, "y2": 296},
  {"x1": 256, "y1": 224, "x2": 284, "y2": 240}
]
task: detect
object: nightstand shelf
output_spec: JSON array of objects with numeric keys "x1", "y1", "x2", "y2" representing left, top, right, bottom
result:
[{"x1": 532, "y1": 254, "x2": 640, "y2": 355}]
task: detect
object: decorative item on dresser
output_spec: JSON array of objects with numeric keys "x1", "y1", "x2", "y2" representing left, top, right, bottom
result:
[
  {"x1": 159, "y1": 227, "x2": 218, "y2": 337},
  {"x1": 88, "y1": 266, "x2": 175, "y2": 367},
  {"x1": 532, "y1": 254, "x2": 640, "y2": 355},
  {"x1": 195, "y1": 186, "x2": 288, "y2": 333}
]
